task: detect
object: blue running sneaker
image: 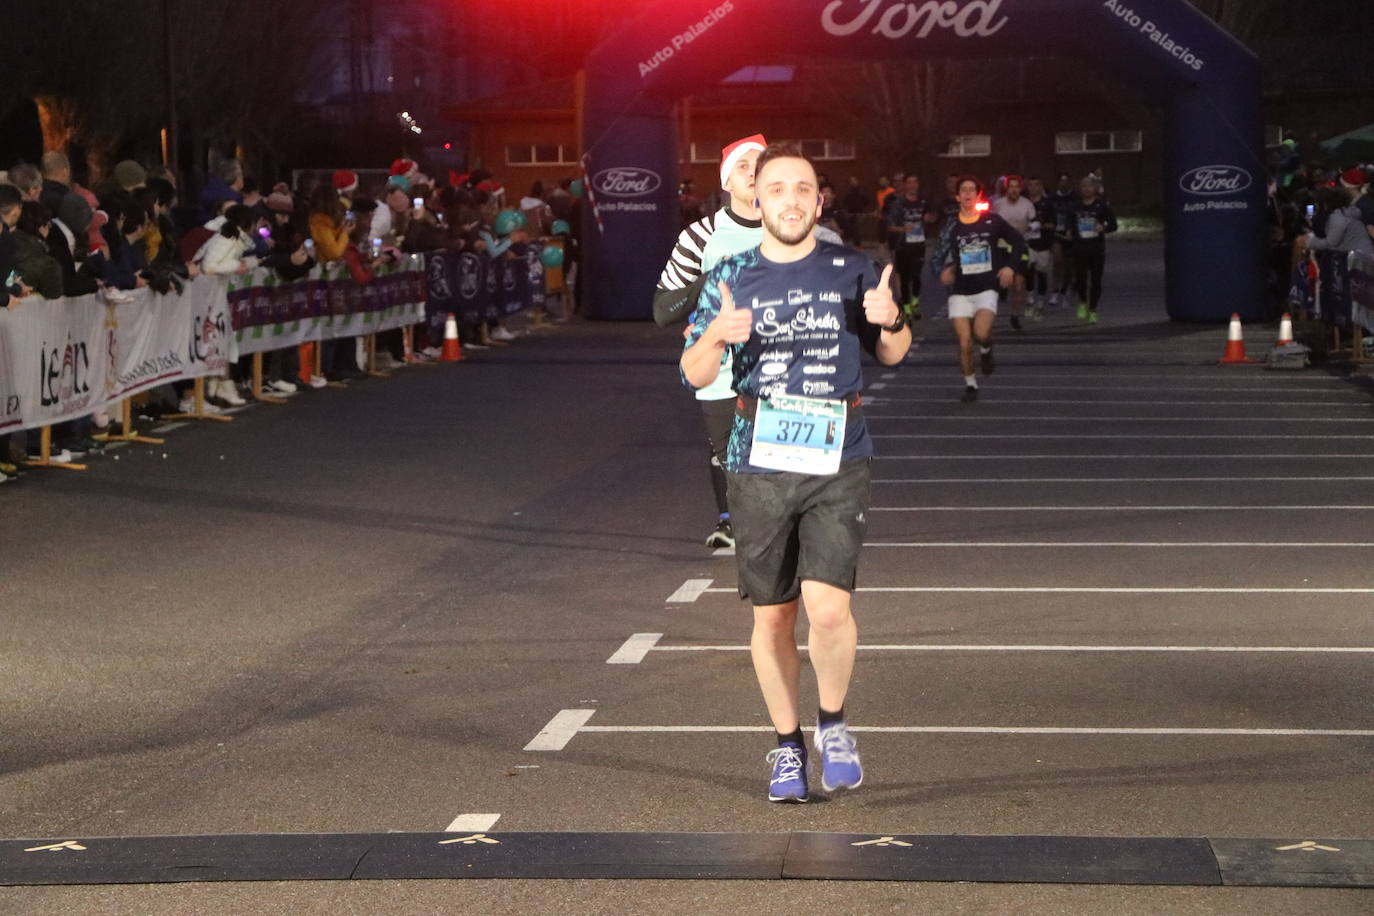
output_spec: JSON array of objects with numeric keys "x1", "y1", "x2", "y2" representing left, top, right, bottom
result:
[
  {"x1": 765, "y1": 743, "x2": 808, "y2": 803},
  {"x1": 815, "y1": 722, "x2": 863, "y2": 792}
]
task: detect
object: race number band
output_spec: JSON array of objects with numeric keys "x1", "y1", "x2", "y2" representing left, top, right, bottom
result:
[{"x1": 748, "y1": 393, "x2": 848, "y2": 476}]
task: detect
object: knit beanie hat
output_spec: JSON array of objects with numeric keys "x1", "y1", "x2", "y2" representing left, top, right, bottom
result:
[
  {"x1": 265, "y1": 190, "x2": 295, "y2": 213},
  {"x1": 114, "y1": 160, "x2": 148, "y2": 190},
  {"x1": 333, "y1": 169, "x2": 359, "y2": 193},
  {"x1": 58, "y1": 192, "x2": 94, "y2": 235},
  {"x1": 719, "y1": 134, "x2": 767, "y2": 190}
]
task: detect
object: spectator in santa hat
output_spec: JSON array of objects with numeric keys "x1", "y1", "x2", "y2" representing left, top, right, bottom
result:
[
  {"x1": 1304, "y1": 181, "x2": 1373, "y2": 258},
  {"x1": 333, "y1": 169, "x2": 359, "y2": 209},
  {"x1": 1338, "y1": 167, "x2": 1374, "y2": 238},
  {"x1": 390, "y1": 158, "x2": 420, "y2": 184}
]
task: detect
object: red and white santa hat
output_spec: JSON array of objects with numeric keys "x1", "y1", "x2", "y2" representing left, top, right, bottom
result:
[
  {"x1": 719, "y1": 134, "x2": 767, "y2": 190},
  {"x1": 1340, "y1": 167, "x2": 1368, "y2": 189},
  {"x1": 332, "y1": 169, "x2": 358, "y2": 193},
  {"x1": 390, "y1": 158, "x2": 419, "y2": 180}
]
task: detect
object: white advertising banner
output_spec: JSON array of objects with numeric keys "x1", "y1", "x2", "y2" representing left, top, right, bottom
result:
[{"x1": 0, "y1": 277, "x2": 231, "y2": 432}]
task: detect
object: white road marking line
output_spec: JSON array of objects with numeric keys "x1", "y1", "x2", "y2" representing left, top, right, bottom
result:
[
  {"x1": 876, "y1": 373, "x2": 1351, "y2": 382},
  {"x1": 445, "y1": 813, "x2": 501, "y2": 833},
  {"x1": 104, "y1": 441, "x2": 130, "y2": 450},
  {"x1": 607, "y1": 633, "x2": 663, "y2": 664},
  {"x1": 873, "y1": 434, "x2": 1374, "y2": 440},
  {"x1": 577, "y1": 725, "x2": 1374, "y2": 738},
  {"x1": 151, "y1": 422, "x2": 189, "y2": 433},
  {"x1": 874, "y1": 477, "x2": 1374, "y2": 484},
  {"x1": 868, "y1": 382, "x2": 887, "y2": 390},
  {"x1": 524, "y1": 709, "x2": 597, "y2": 751},
  {"x1": 867, "y1": 415, "x2": 1374, "y2": 423},
  {"x1": 863, "y1": 541, "x2": 1374, "y2": 548},
  {"x1": 887, "y1": 399, "x2": 1362, "y2": 406},
  {"x1": 712, "y1": 546, "x2": 735, "y2": 557},
  {"x1": 667, "y1": 578, "x2": 713, "y2": 603},
  {"x1": 649, "y1": 644, "x2": 1374, "y2": 654},
  {"x1": 870, "y1": 505, "x2": 1374, "y2": 511},
  {"x1": 881, "y1": 372, "x2": 896, "y2": 380},
  {"x1": 699, "y1": 586, "x2": 1374, "y2": 595},
  {"x1": 878, "y1": 454, "x2": 1374, "y2": 460},
  {"x1": 875, "y1": 383, "x2": 1359, "y2": 393}
]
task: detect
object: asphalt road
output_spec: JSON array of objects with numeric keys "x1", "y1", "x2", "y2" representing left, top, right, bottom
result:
[{"x1": 2, "y1": 240, "x2": 1372, "y2": 913}]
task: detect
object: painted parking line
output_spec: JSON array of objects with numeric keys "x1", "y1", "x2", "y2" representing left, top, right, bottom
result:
[
  {"x1": 863, "y1": 540, "x2": 1374, "y2": 548},
  {"x1": 150, "y1": 422, "x2": 189, "y2": 434},
  {"x1": 878, "y1": 397, "x2": 1365, "y2": 406},
  {"x1": 696, "y1": 586, "x2": 1374, "y2": 595},
  {"x1": 666, "y1": 579, "x2": 714, "y2": 603},
  {"x1": 874, "y1": 383, "x2": 1362, "y2": 393},
  {"x1": 712, "y1": 547, "x2": 735, "y2": 557},
  {"x1": 444, "y1": 813, "x2": 500, "y2": 833},
  {"x1": 870, "y1": 505, "x2": 1374, "y2": 512},
  {"x1": 576, "y1": 725, "x2": 1374, "y2": 738},
  {"x1": 524, "y1": 709, "x2": 597, "y2": 751},
  {"x1": 866, "y1": 415, "x2": 1374, "y2": 423},
  {"x1": 873, "y1": 477, "x2": 1374, "y2": 484},
  {"x1": 608, "y1": 633, "x2": 663, "y2": 664},
  {"x1": 872, "y1": 434, "x2": 1374, "y2": 440},
  {"x1": 610, "y1": 634, "x2": 1374, "y2": 663},
  {"x1": 879, "y1": 372, "x2": 1353, "y2": 382},
  {"x1": 873, "y1": 505, "x2": 1374, "y2": 513},
  {"x1": 646, "y1": 642, "x2": 1374, "y2": 656},
  {"x1": 878, "y1": 454, "x2": 1374, "y2": 460}
]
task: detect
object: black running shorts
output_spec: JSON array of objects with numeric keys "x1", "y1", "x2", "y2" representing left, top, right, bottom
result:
[{"x1": 726, "y1": 458, "x2": 871, "y2": 605}]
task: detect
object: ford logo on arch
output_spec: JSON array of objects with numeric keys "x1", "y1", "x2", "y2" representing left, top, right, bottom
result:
[
  {"x1": 593, "y1": 167, "x2": 662, "y2": 198},
  {"x1": 1179, "y1": 165, "x2": 1252, "y2": 196}
]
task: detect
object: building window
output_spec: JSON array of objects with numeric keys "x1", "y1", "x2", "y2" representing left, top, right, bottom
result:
[
  {"x1": 689, "y1": 142, "x2": 720, "y2": 164},
  {"x1": 778, "y1": 139, "x2": 855, "y2": 161},
  {"x1": 721, "y1": 65, "x2": 796, "y2": 84},
  {"x1": 505, "y1": 144, "x2": 576, "y2": 166},
  {"x1": 939, "y1": 135, "x2": 992, "y2": 158},
  {"x1": 1055, "y1": 130, "x2": 1143, "y2": 154}
]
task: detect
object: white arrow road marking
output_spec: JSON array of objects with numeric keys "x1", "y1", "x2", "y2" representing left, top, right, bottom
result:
[
  {"x1": 1274, "y1": 841, "x2": 1342, "y2": 853},
  {"x1": 24, "y1": 841, "x2": 86, "y2": 852},
  {"x1": 438, "y1": 834, "x2": 500, "y2": 846}
]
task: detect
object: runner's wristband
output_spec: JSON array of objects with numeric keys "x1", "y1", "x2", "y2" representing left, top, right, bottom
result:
[{"x1": 880, "y1": 313, "x2": 907, "y2": 334}]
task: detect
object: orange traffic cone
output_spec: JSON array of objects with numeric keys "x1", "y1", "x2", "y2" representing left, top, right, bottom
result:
[
  {"x1": 440, "y1": 313, "x2": 463, "y2": 362},
  {"x1": 1276, "y1": 312, "x2": 1294, "y2": 346},
  {"x1": 1219, "y1": 313, "x2": 1252, "y2": 364}
]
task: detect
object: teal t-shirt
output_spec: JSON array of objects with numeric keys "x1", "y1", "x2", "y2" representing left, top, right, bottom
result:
[{"x1": 693, "y1": 206, "x2": 762, "y2": 401}]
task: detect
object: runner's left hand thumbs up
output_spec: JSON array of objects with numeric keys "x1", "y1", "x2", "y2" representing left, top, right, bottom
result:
[{"x1": 864, "y1": 263, "x2": 900, "y2": 329}]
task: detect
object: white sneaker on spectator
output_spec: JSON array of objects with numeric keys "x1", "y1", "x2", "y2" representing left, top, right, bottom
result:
[
  {"x1": 27, "y1": 448, "x2": 74, "y2": 464},
  {"x1": 463, "y1": 341, "x2": 490, "y2": 351},
  {"x1": 420, "y1": 346, "x2": 442, "y2": 358},
  {"x1": 215, "y1": 379, "x2": 247, "y2": 406},
  {"x1": 269, "y1": 379, "x2": 299, "y2": 394},
  {"x1": 490, "y1": 326, "x2": 517, "y2": 342},
  {"x1": 178, "y1": 397, "x2": 223, "y2": 414},
  {"x1": 308, "y1": 375, "x2": 328, "y2": 389}
]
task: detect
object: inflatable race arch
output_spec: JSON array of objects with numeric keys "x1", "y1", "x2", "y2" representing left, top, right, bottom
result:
[{"x1": 580, "y1": 0, "x2": 1265, "y2": 322}]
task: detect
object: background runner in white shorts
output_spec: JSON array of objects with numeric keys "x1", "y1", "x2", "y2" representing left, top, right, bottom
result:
[{"x1": 946, "y1": 288, "x2": 999, "y2": 320}]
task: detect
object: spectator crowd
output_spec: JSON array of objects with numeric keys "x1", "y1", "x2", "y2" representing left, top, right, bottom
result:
[{"x1": 1, "y1": 152, "x2": 586, "y2": 484}]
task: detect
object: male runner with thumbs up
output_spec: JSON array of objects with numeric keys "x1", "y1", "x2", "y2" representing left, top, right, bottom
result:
[{"x1": 681, "y1": 145, "x2": 911, "y2": 803}]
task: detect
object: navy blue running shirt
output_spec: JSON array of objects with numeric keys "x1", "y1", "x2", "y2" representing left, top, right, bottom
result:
[{"x1": 683, "y1": 240, "x2": 882, "y2": 474}]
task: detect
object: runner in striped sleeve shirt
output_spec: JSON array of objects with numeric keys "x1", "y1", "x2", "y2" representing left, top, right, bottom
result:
[{"x1": 654, "y1": 134, "x2": 767, "y2": 548}]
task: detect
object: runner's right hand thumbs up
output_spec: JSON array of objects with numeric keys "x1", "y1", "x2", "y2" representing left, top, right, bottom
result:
[{"x1": 712, "y1": 281, "x2": 753, "y2": 344}]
